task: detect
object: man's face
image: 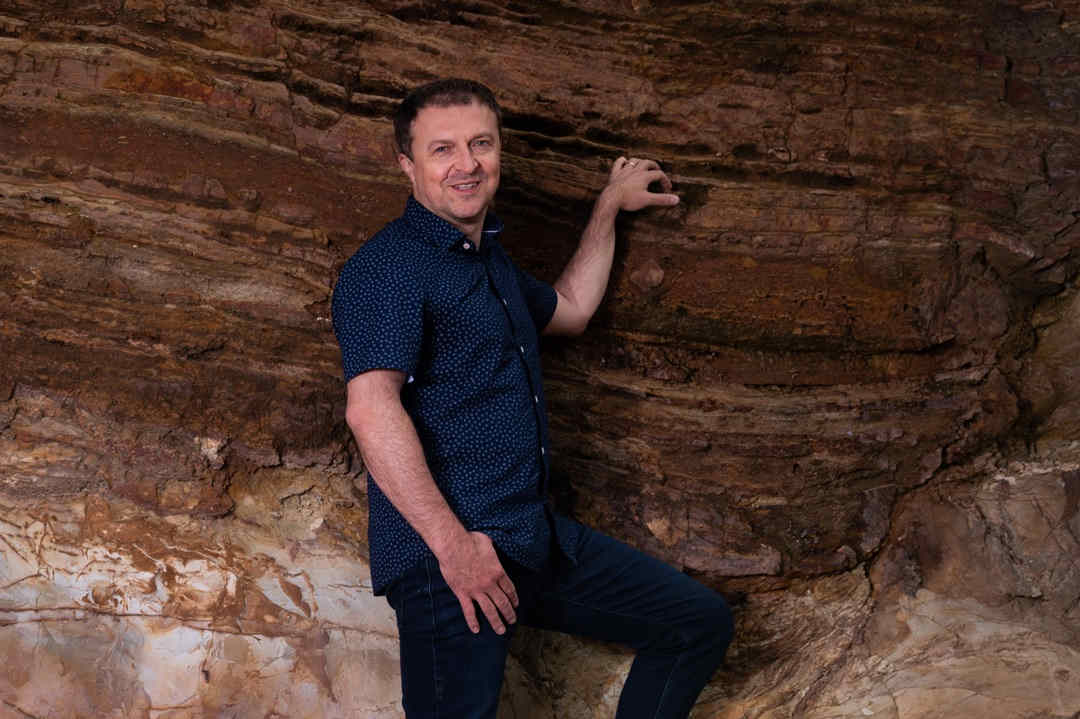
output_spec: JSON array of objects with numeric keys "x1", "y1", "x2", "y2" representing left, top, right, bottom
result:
[{"x1": 398, "y1": 101, "x2": 501, "y2": 235}]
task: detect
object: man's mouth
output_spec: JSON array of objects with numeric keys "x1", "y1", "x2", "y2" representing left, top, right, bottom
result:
[{"x1": 450, "y1": 180, "x2": 481, "y2": 192}]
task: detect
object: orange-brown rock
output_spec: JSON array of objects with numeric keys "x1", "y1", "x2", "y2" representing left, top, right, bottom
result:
[{"x1": 1, "y1": 1, "x2": 1078, "y2": 717}]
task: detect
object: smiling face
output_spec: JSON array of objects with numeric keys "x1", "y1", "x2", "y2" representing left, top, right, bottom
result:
[{"x1": 398, "y1": 101, "x2": 501, "y2": 242}]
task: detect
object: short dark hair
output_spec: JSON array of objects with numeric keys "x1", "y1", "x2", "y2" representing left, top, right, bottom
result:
[{"x1": 393, "y1": 78, "x2": 502, "y2": 159}]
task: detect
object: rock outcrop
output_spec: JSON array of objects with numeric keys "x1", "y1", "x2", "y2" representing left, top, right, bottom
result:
[{"x1": 1, "y1": 1, "x2": 1078, "y2": 717}]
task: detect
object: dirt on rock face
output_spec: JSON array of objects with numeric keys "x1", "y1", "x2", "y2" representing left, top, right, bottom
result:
[{"x1": 1, "y1": 2, "x2": 1079, "y2": 717}]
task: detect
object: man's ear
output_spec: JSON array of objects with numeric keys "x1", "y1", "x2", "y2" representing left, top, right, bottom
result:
[{"x1": 398, "y1": 153, "x2": 415, "y2": 184}]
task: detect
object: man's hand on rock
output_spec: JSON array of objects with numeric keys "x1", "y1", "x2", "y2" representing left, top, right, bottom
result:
[
  {"x1": 438, "y1": 530, "x2": 519, "y2": 634},
  {"x1": 601, "y1": 156, "x2": 680, "y2": 213}
]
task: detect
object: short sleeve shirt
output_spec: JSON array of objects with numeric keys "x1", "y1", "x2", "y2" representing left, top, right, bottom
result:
[{"x1": 332, "y1": 196, "x2": 578, "y2": 594}]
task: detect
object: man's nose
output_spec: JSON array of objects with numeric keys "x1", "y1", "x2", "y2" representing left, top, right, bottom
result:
[{"x1": 454, "y1": 147, "x2": 480, "y2": 173}]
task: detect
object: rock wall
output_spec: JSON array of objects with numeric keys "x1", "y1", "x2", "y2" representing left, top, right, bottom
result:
[{"x1": 1, "y1": 1, "x2": 1079, "y2": 717}]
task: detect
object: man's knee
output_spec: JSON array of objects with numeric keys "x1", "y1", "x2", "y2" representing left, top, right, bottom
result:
[{"x1": 688, "y1": 587, "x2": 735, "y2": 657}]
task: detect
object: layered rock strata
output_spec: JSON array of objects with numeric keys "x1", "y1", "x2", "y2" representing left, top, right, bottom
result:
[{"x1": 1, "y1": 1, "x2": 1079, "y2": 717}]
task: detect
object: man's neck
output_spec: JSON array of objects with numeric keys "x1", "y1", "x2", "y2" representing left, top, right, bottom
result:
[
  {"x1": 409, "y1": 197, "x2": 490, "y2": 248},
  {"x1": 453, "y1": 213, "x2": 486, "y2": 248}
]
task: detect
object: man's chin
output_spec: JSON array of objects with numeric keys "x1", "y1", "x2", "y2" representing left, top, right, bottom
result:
[{"x1": 450, "y1": 201, "x2": 492, "y2": 225}]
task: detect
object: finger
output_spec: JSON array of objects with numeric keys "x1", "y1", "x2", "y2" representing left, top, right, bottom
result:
[
  {"x1": 490, "y1": 586, "x2": 517, "y2": 625},
  {"x1": 454, "y1": 591, "x2": 481, "y2": 634},
  {"x1": 475, "y1": 593, "x2": 506, "y2": 635},
  {"x1": 647, "y1": 193, "x2": 680, "y2": 206},
  {"x1": 632, "y1": 158, "x2": 660, "y2": 172},
  {"x1": 636, "y1": 185, "x2": 680, "y2": 205},
  {"x1": 640, "y1": 168, "x2": 672, "y2": 187},
  {"x1": 498, "y1": 575, "x2": 519, "y2": 608},
  {"x1": 638, "y1": 168, "x2": 674, "y2": 194},
  {"x1": 629, "y1": 189, "x2": 679, "y2": 209},
  {"x1": 610, "y1": 157, "x2": 628, "y2": 180}
]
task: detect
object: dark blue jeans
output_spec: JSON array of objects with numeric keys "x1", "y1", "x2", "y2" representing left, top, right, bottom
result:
[{"x1": 385, "y1": 516, "x2": 734, "y2": 719}]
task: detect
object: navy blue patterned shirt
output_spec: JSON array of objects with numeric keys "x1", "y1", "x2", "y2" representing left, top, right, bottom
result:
[{"x1": 332, "y1": 196, "x2": 579, "y2": 595}]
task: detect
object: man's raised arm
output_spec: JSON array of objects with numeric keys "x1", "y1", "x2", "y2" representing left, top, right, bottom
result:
[
  {"x1": 344, "y1": 369, "x2": 519, "y2": 635},
  {"x1": 544, "y1": 156, "x2": 679, "y2": 336}
]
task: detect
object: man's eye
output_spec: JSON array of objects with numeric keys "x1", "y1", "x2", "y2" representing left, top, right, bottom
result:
[
  {"x1": 433, "y1": 146, "x2": 450, "y2": 155},
  {"x1": 473, "y1": 139, "x2": 492, "y2": 149}
]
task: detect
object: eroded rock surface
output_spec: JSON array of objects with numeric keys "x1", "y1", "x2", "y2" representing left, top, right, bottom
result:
[{"x1": 1, "y1": 1, "x2": 1078, "y2": 717}]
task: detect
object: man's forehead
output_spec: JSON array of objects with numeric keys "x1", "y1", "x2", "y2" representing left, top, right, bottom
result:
[{"x1": 413, "y1": 101, "x2": 498, "y2": 133}]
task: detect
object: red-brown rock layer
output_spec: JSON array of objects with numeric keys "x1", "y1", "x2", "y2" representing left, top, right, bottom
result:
[{"x1": 1, "y1": 1, "x2": 1078, "y2": 717}]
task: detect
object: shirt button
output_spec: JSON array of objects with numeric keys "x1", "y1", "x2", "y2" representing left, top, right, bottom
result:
[
  {"x1": 502, "y1": 298, "x2": 508, "y2": 306},
  {"x1": 462, "y1": 242, "x2": 471, "y2": 250},
  {"x1": 519, "y1": 344, "x2": 525, "y2": 353},
  {"x1": 533, "y1": 395, "x2": 538, "y2": 404},
  {"x1": 540, "y1": 447, "x2": 546, "y2": 456}
]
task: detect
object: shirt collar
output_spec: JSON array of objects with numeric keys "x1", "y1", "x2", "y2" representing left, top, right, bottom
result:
[{"x1": 403, "y1": 195, "x2": 503, "y2": 253}]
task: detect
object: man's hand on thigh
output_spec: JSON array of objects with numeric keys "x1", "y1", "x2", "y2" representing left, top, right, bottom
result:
[{"x1": 438, "y1": 531, "x2": 519, "y2": 634}]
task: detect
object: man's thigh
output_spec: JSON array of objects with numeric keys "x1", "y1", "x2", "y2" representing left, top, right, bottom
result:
[
  {"x1": 523, "y1": 516, "x2": 733, "y2": 654},
  {"x1": 387, "y1": 556, "x2": 511, "y2": 719}
]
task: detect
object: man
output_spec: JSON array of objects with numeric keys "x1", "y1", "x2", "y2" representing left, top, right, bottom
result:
[{"x1": 332, "y1": 78, "x2": 733, "y2": 719}]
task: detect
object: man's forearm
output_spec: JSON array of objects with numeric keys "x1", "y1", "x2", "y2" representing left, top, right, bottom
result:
[
  {"x1": 347, "y1": 395, "x2": 467, "y2": 560},
  {"x1": 345, "y1": 371, "x2": 519, "y2": 633},
  {"x1": 546, "y1": 157, "x2": 678, "y2": 336},
  {"x1": 550, "y1": 188, "x2": 621, "y2": 331}
]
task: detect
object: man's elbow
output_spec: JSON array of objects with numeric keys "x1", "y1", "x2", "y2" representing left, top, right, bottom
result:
[
  {"x1": 544, "y1": 305, "x2": 591, "y2": 337},
  {"x1": 544, "y1": 317, "x2": 589, "y2": 337},
  {"x1": 344, "y1": 396, "x2": 384, "y2": 445},
  {"x1": 343, "y1": 370, "x2": 406, "y2": 437},
  {"x1": 344, "y1": 405, "x2": 367, "y2": 435},
  {"x1": 564, "y1": 315, "x2": 589, "y2": 336}
]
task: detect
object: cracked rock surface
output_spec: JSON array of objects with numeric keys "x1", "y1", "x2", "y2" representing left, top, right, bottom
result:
[{"x1": 1, "y1": 1, "x2": 1079, "y2": 717}]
